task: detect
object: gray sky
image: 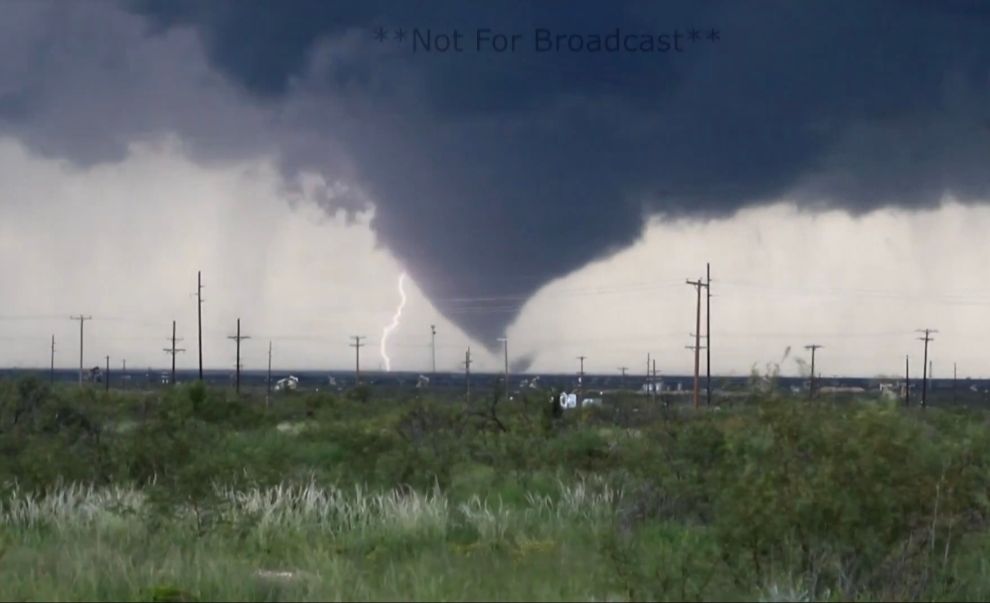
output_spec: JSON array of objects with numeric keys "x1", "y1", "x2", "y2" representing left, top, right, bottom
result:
[{"x1": 1, "y1": 1, "x2": 988, "y2": 377}]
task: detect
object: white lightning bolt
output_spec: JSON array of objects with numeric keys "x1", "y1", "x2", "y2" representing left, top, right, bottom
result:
[{"x1": 380, "y1": 272, "x2": 408, "y2": 372}]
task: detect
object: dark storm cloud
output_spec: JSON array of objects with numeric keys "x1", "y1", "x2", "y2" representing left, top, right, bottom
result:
[{"x1": 2, "y1": 1, "x2": 989, "y2": 345}]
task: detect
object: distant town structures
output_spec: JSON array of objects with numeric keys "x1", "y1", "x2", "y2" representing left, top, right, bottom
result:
[
  {"x1": 641, "y1": 379, "x2": 664, "y2": 394},
  {"x1": 274, "y1": 375, "x2": 299, "y2": 392},
  {"x1": 559, "y1": 391, "x2": 605, "y2": 409},
  {"x1": 519, "y1": 376, "x2": 541, "y2": 389}
]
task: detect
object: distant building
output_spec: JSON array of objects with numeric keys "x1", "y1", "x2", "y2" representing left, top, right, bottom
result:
[
  {"x1": 819, "y1": 385, "x2": 866, "y2": 394},
  {"x1": 878, "y1": 382, "x2": 899, "y2": 399},
  {"x1": 416, "y1": 375, "x2": 430, "y2": 388},
  {"x1": 640, "y1": 380, "x2": 664, "y2": 394},
  {"x1": 275, "y1": 375, "x2": 299, "y2": 391}
]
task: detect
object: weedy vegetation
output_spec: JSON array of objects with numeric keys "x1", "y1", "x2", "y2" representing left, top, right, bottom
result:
[{"x1": 2, "y1": 374, "x2": 990, "y2": 601}]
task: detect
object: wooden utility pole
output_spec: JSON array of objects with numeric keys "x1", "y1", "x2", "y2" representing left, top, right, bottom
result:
[
  {"x1": 197, "y1": 270, "x2": 204, "y2": 381},
  {"x1": 163, "y1": 320, "x2": 185, "y2": 386},
  {"x1": 350, "y1": 335, "x2": 366, "y2": 385},
  {"x1": 953, "y1": 362, "x2": 957, "y2": 404},
  {"x1": 905, "y1": 355, "x2": 910, "y2": 406},
  {"x1": 706, "y1": 262, "x2": 712, "y2": 407},
  {"x1": 105, "y1": 355, "x2": 110, "y2": 392},
  {"x1": 430, "y1": 325, "x2": 437, "y2": 381},
  {"x1": 577, "y1": 355, "x2": 587, "y2": 396},
  {"x1": 686, "y1": 278, "x2": 707, "y2": 408},
  {"x1": 121, "y1": 359, "x2": 126, "y2": 390},
  {"x1": 652, "y1": 358, "x2": 658, "y2": 406},
  {"x1": 463, "y1": 347, "x2": 472, "y2": 402},
  {"x1": 266, "y1": 340, "x2": 272, "y2": 410},
  {"x1": 227, "y1": 318, "x2": 250, "y2": 394},
  {"x1": 917, "y1": 329, "x2": 937, "y2": 408},
  {"x1": 50, "y1": 335, "x2": 55, "y2": 385},
  {"x1": 618, "y1": 366, "x2": 628, "y2": 390},
  {"x1": 69, "y1": 315, "x2": 92, "y2": 386},
  {"x1": 804, "y1": 344, "x2": 823, "y2": 398},
  {"x1": 646, "y1": 352, "x2": 653, "y2": 393},
  {"x1": 498, "y1": 337, "x2": 509, "y2": 399}
]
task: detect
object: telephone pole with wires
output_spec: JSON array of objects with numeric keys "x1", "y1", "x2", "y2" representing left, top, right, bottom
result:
[
  {"x1": 618, "y1": 366, "x2": 628, "y2": 390},
  {"x1": 498, "y1": 337, "x2": 509, "y2": 399},
  {"x1": 69, "y1": 315, "x2": 92, "y2": 386},
  {"x1": 905, "y1": 355, "x2": 910, "y2": 406},
  {"x1": 706, "y1": 262, "x2": 712, "y2": 406},
  {"x1": 646, "y1": 353, "x2": 651, "y2": 396},
  {"x1": 916, "y1": 328, "x2": 937, "y2": 408},
  {"x1": 804, "y1": 344, "x2": 823, "y2": 398},
  {"x1": 266, "y1": 340, "x2": 273, "y2": 410},
  {"x1": 652, "y1": 358, "x2": 659, "y2": 406},
  {"x1": 686, "y1": 277, "x2": 708, "y2": 408},
  {"x1": 350, "y1": 335, "x2": 366, "y2": 385},
  {"x1": 196, "y1": 270, "x2": 204, "y2": 381},
  {"x1": 163, "y1": 320, "x2": 185, "y2": 386},
  {"x1": 430, "y1": 324, "x2": 437, "y2": 381},
  {"x1": 577, "y1": 355, "x2": 587, "y2": 395},
  {"x1": 227, "y1": 318, "x2": 250, "y2": 394},
  {"x1": 463, "y1": 347, "x2": 472, "y2": 402}
]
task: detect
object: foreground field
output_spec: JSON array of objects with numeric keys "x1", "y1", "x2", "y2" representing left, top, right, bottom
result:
[{"x1": 2, "y1": 378, "x2": 990, "y2": 601}]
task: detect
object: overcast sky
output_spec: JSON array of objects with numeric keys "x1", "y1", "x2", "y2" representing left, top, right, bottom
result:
[{"x1": 1, "y1": 1, "x2": 989, "y2": 378}]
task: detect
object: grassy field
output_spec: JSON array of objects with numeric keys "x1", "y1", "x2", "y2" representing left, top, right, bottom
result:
[{"x1": 3, "y1": 376, "x2": 990, "y2": 601}]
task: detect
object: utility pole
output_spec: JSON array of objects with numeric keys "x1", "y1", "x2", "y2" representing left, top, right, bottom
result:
[
  {"x1": 227, "y1": 318, "x2": 250, "y2": 394},
  {"x1": 953, "y1": 362, "x2": 957, "y2": 405},
  {"x1": 430, "y1": 325, "x2": 437, "y2": 381},
  {"x1": 69, "y1": 315, "x2": 92, "y2": 386},
  {"x1": 350, "y1": 335, "x2": 366, "y2": 385},
  {"x1": 163, "y1": 320, "x2": 185, "y2": 386},
  {"x1": 686, "y1": 278, "x2": 707, "y2": 409},
  {"x1": 706, "y1": 262, "x2": 712, "y2": 407},
  {"x1": 196, "y1": 270, "x2": 204, "y2": 381},
  {"x1": 577, "y1": 355, "x2": 587, "y2": 394},
  {"x1": 916, "y1": 329, "x2": 937, "y2": 408},
  {"x1": 266, "y1": 340, "x2": 272, "y2": 410},
  {"x1": 618, "y1": 366, "x2": 628, "y2": 390},
  {"x1": 497, "y1": 337, "x2": 509, "y2": 399},
  {"x1": 905, "y1": 355, "x2": 910, "y2": 406},
  {"x1": 652, "y1": 358, "x2": 658, "y2": 406},
  {"x1": 121, "y1": 358, "x2": 126, "y2": 390},
  {"x1": 105, "y1": 355, "x2": 110, "y2": 392},
  {"x1": 463, "y1": 347, "x2": 472, "y2": 402},
  {"x1": 50, "y1": 335, "x2": 55, "y2": 385},
  {"x1": 804, "y1": 344, "x2": 823, "y2": 398},
  {"x1": 646, "y1": 353, "x2": 651, "y2": 395}
]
